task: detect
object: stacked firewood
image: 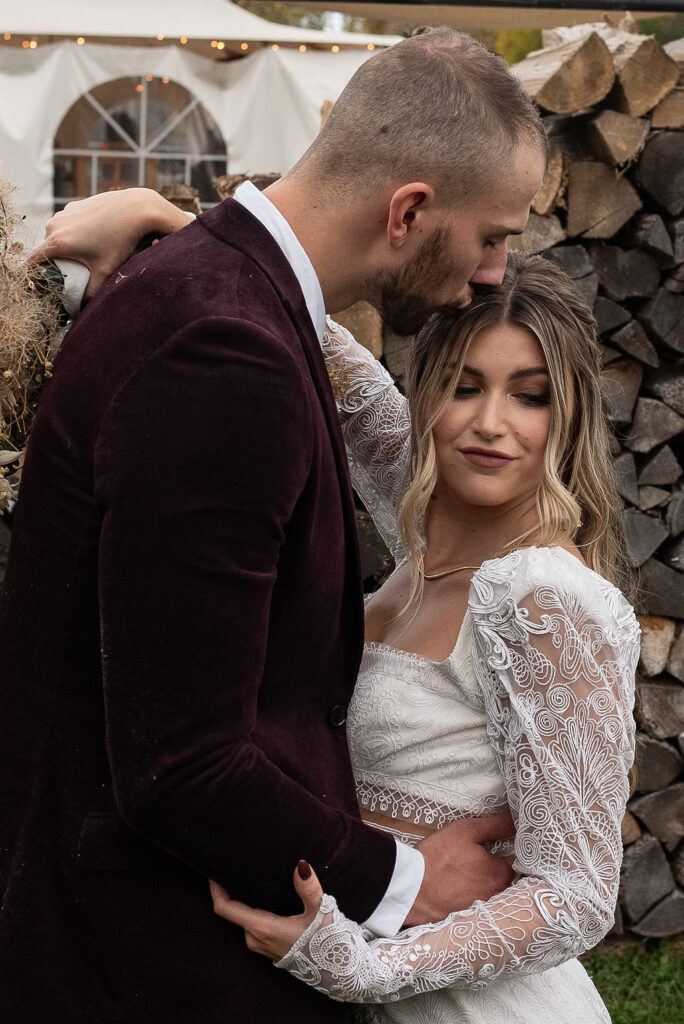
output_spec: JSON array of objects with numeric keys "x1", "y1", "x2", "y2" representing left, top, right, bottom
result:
[
  {"x1": 377, "y1": 20, "x2": 684, "y2": 940},
  {"x1": 512, "y1": 24, "x2": 684, "y2": 940},
  {"x1": 492, "y1": 21, "x2": 684, "y2": 939}
]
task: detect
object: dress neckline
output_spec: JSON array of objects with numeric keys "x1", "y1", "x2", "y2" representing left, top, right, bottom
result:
[{"x1": 362, "y1": 545, "x2": 599, "y2": 668}]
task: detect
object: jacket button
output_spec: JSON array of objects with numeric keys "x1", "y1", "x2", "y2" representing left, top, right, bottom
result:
[{"x1": 328, "y1": 704, "x2": 347, "y2": 727}]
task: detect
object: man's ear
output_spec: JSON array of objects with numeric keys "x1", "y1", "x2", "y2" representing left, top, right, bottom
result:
[{"x1": 386, "y1": 183, "x2": 435, "y2": 249}]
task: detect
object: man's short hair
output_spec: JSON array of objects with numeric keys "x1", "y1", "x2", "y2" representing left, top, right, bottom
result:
[{"x1": 298, "y1": 27, "x2": 546, "y2": 203}]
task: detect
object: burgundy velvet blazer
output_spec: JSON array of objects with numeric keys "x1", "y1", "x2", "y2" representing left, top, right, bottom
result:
[{"x1": 0, "y1": 200, "x2": 397, "y2": 1023}]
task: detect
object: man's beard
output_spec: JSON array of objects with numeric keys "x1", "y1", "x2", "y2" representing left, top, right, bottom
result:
[{"x1": 373, "y1": 226, "x2": 469, "y2": 337}]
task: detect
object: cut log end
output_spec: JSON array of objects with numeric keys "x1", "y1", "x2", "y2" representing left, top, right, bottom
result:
[{"x1": 513, "y1": 32, "x2": 614, "y2": 115}]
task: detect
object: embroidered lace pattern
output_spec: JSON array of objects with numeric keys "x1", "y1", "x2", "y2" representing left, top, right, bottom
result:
[
  {"x1": 275, "y1": 320, "x2": 639, "y2": 1021},
  {"x1": 278, "y1": 550, "x2": 638, "y2": 1004},
  {"x1": 323, "y1": 320, "x2": 409, "y2": 560}
]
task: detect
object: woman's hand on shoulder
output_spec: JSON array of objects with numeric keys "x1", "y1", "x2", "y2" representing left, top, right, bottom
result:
[
  {"x1": 28, "y1": 188, "x2": 191, "y2": 301},
  {"x1": 209, "y1": 860, "x2": 323, "y2": 961}
]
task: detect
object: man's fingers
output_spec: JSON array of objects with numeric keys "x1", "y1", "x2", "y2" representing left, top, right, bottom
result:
[
  {"x1": 470, "y1": 811, "x2": 515, "y2": 842},
  {"x1": 292, "y1": 861, "x2": 324, "y2": 916}
]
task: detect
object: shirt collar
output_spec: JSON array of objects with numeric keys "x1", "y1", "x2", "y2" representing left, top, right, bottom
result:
[{"x1": 233, "y1": 181, "x2": 327, "y2": 341}]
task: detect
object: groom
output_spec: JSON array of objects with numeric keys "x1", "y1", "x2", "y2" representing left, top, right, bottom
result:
[{"x1": 0, "y1": 28, "x2": 545, "y2": 1024}]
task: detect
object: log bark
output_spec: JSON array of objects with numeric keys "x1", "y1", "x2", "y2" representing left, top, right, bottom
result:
[
  {"x1": 512, "y1": 33, "x2": 614, "y2": 115},
  {"x1": 638, "y1": 133, "x2": 684, "y2": 217},
  {"x1": 585, "y1": 109, "x2": 649, "y2": 166},
  {"x1": 544, "y1": 25, "x2": 679, "y2": 117},
  {"x1": 652, "y1": 88, "x2": 684, "y2": 129},
  {"x1": 566, "y1": 161, "x2": 641, "y2": 238},
  {"x1": 637, "y1": 289, "x2": 684, "y2": 355},
  {"x1": 332, "y1": 302, "x2": 383, "y2": 359},
  {"x1": 531, "y1": 141, "x2": 565, "y2": 216},
  {"x1": 628, "y1": 214, "x2": 675, "y2": 262},
  {"x1": 663, "y1": 38, "x2": 684, "y2": 84},
  {"x1": 589, "y1": 244, "x2": 660, "y2": 301},
  {"x1": 512, "y1": 213, "x2": 566, "y2": 254},
  {"x1": 607, "y1": 33, "x2": 679, "y2": 117}
]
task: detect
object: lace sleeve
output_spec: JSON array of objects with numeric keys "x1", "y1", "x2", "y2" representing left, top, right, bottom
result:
[
  {"x1": 276, "y1": 551, "x2": 639, "y2": 1003},
  {"x1": 323, "y1": 318, "x2": 410, "y2": 560}
]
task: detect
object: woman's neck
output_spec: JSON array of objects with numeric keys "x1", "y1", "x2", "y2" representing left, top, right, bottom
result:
[{"x1": 423, "y1": 494, "x2": 540, "y2": 572}]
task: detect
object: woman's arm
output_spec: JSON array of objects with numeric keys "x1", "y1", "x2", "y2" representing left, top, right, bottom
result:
[
  {"x1": 213, "y1": 556, "x2": 639, "y2": 1002},
  {"x1": 29, "y1": 189, "x2": 190, "y2": 301},
  {"x1": 323, "y1": 318, "x2": 410, "y2": 560}
]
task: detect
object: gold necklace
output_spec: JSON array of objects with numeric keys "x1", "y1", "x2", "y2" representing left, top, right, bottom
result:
[{"x1": 422, "y1": 564, "x2": 480, "y2": 581}]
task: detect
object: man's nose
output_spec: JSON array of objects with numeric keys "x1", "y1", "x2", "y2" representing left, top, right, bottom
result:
[{"x1": 469, "y1": 245, "x2": 508, "y2": 287}]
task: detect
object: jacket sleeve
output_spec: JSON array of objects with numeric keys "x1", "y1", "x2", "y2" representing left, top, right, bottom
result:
[{"x1": 94, "y1": 315, "x2": 396, "y2": 920}]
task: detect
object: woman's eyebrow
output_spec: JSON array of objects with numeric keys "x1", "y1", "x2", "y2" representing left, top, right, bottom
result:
[
  {"x1": 459, "y1": 364, "x2": 549, "y2": 380},
  {"x1": 508, "y1": 366, "x2": 549, "y2": 380}
]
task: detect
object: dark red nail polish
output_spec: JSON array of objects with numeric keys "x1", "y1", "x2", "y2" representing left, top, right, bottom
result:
[{"x1": 297, "y1": 859, "x2": 312, "y2": 881}]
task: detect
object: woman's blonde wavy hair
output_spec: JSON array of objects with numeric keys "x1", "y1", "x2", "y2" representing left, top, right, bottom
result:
[{"x1": 397, "y1": 249, "x2": 632, "y2": 610}]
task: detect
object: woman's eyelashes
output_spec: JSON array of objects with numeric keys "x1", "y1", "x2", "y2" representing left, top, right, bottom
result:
[
  {"x1": 452, "y1": 385, "x2": 550, "y2": 406},
  {"x1": 517, "y1": 391, "x2": 551, "y2": 407}
]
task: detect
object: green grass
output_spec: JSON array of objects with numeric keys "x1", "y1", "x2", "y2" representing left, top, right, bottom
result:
[{"x1": 581, "y1": 938, "x2": 684, "y2": 1024}]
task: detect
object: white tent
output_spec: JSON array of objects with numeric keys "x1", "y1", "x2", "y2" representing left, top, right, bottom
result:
[
  {"x1": 0, "y1": 2, "x2": 399, "y2": 242},
  {"x1": 1, "y1": 0, "x2": 398, "y2": 54}
]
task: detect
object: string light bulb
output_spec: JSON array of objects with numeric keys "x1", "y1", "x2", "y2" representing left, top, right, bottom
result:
[
  {"x1": 146, "y1": 74, "x2": 153, "y2": 82},
  {"x1": 29, "y1": 40, "x2": 37, "y2": 49},
  {"x1": 210, "y1": 40, "x2": 218, "y2": 48},
  {"x1": 240, "y1": 42, "x2": 248, "y2": 51},
  {"x1": 331, "y1": 45, "x2": 340, "y2": 53},
  {"x1": 21, "y1": 40, "x2": 29, "y2": 49},
  {"x1": 162, "y1": 76, "x2": 170, "y2": 84},
  {"x1": 271, "y1": 43, "x2": 279, "y2": 51},
  {"x1": 217, "y1": 41, "x2": 225, "y2": 50},
  {"x1": 298, "y1": 45, "x2": 307, "y2": 53},
  {"x1": 3, "y1": 33, "x2": 11, "y2": 41},
  {"x1": 366, "y1": 44, "x2": 375, "y2": 51},
  {"x1": 180, "y1": 37, "x2": 188, "y2": 45},
  {"x1": 76, "y1": 37, "x2": 85, "y2": 45},
  {"x1": 135, "y1": 83, "x2": 143, "y2": 93}
]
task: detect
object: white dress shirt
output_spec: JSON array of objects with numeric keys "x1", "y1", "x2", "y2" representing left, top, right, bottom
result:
[{"x1": 57, "y1": 183, "x2": 425, "y2": 936}]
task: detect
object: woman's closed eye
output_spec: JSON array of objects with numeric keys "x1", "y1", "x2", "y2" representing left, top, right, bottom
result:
[
  {"x1": 452, "y1": 386, "x2": 550, "y2": 407},
  {"x1": 516, "y1": 391, "x2": 551, "y2": 407}
]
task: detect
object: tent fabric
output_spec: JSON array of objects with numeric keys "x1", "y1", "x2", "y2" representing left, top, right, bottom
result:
[
  {"x1": 0, "y1": 41, "x2": 376, "y2": 244},
  {"x1": 1, "y1": 0, "x2": 398, "y2": 47}
]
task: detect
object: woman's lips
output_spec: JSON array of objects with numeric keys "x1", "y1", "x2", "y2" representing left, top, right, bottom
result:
[{"x1": 459, "y1": 448, "x2": 515, "y2": 469}]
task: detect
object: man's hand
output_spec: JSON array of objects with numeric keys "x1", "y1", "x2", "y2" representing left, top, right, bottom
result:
[
  {"x1": 404, "y1": 812, "x2": 515, "y2": 927},
  {"x1": 28, "y1": 188, "x2": 191, "y2": 301}
]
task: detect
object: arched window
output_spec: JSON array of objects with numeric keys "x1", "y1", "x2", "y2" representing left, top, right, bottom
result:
[{"x1": 54, "y1": 76, "x2": 227, "y2": 211}]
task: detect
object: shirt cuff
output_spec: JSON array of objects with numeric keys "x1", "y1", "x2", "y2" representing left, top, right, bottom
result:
[
  {"x1": 54, "y1": 258, "x2": 90, "y2": 319},
  {"x1": 361, "y1": 839, "x2": 425, "y2": 937}
]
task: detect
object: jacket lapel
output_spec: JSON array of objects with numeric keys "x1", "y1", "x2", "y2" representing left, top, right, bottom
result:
[{"x1": 200, "y1": 199, "x2": 363, "y2": 591}]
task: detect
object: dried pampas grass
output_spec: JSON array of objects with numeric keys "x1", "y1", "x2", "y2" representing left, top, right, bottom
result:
[{"x1": 0, "y1": 180, "x2": 64, "y2": 510}]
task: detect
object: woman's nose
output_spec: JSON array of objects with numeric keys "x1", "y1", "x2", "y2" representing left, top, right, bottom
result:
[{"x1": 474, "y1": 395, "x2": 506, "y2": 437}]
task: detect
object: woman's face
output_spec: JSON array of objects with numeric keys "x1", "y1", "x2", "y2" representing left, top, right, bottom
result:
[{"x1": 432, "y1": 323, "x2": 552, "y2": 512}]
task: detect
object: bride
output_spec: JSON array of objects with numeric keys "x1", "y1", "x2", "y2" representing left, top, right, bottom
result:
[{"x1": 207, "y1": 249, "x2": 639, "y2": 1022}]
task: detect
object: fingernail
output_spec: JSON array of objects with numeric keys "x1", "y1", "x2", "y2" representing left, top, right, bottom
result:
[{"x1": 297, "y1": 859, "x2": 312, "y2": 881}]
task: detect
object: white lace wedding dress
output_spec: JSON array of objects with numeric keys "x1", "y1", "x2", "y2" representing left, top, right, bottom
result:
[{"x1": 276, "y1": 321, "x2": 640, "y2": 1024}]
